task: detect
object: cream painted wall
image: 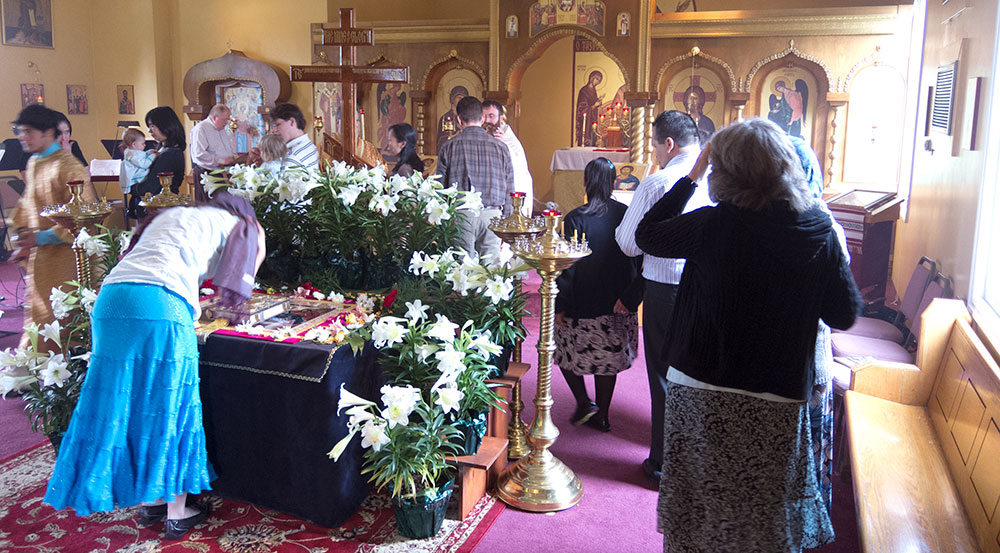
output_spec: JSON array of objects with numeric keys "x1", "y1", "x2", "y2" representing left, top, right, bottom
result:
[
  {"x1": 169, "y1": 0, "x2": 328, "y2": 150},
  {"x1": 0, "y1": 1, "x2": 100, "y2": 167},
  {"x1": 892, "y1": 0, "x2": 997, "y2": 300},
  {"x1": 519, "y1": 36, "x2": 574, "y2": 208}
]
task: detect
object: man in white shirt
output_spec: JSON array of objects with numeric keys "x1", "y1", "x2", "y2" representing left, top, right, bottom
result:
[
  {"x1": 270, "y1": 103, "x2": 319, "y2": 169},
  {"x1": 615, "y1": 110, "x2": 711, "y2": 483},
  {"x1": 190, "y1": 104, "x2": 236, "y2": 202},
  {"x1": 483, "y1": 100, "x2": 533, "y2": 216}
]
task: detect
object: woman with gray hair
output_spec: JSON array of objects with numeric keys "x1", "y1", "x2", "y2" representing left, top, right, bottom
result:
[{"x1": 635, "y1": 117, "x2": 861, "y2": 553}]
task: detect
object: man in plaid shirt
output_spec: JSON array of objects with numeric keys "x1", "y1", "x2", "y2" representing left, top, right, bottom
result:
[{"x1": 436, "y1": 96, "x2": 514, "y2": 260}]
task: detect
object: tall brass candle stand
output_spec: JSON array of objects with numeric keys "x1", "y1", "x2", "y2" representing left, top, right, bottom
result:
[
  {"x1": 39, "y1": 181, "x2": 113, "y2": 289},
  {"x1": 139, "y1": 172, "x2": 195, "y2": 215},
  {"x1": 489, "y1": 192, "x2": 544, "y2": 460},
  {"x1": 496, "y1": 209, "x2": 590, "y2": 512}
]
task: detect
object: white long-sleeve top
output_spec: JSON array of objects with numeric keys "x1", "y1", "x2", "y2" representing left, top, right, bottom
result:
[
  {"x1": 190, "y1": 119, "x2": 235, "y2": 170},
  {"x1": 614, "y1": 149, "x2": 712, "y2": 285}
]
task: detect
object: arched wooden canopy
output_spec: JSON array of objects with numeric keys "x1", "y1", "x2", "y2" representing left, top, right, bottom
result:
[{"x1": 182, "y1": 50, "x2": 291, "y2": 121}]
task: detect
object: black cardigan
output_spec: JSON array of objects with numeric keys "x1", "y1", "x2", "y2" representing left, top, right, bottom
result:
[
  {"x1": 555, "y1": 200, "x2": 644, "y2": 319},
  {"x1": 635, "y1": 178, "x2": 861, "y2": 401}
]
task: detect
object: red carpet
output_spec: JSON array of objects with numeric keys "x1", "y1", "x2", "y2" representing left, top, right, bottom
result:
[{"x1": 0, "y1": 442, "x2": 504, "y2": 553}]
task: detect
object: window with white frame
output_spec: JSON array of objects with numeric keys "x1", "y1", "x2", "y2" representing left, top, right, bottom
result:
[{"x1": 969, "y1": 7, "x2": 1000, "y2": 342}]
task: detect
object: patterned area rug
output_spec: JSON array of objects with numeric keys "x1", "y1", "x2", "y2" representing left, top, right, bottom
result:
[{"x1": 0, "y1": 443, "x2": 504, "y2": 553}]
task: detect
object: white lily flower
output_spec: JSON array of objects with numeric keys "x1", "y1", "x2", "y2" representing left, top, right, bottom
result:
[
  {"x1": 276, "y1": 172, "x2": 321, "y2": 203},
  {"x1": 356, "y1": 294, "x2": 376, "y2": 313},
  {"x1": 80, "y1": 288, "x2": 98, "y2": 313},
  {"x1": 336, "y1": 384, "x2": 376, "y2": 415},
  {"x1": 40, "y1": 321, "x2": 62, "y2": 345},
  {"x1": 471, "y1": 331, "x2": 503, "y2": 356},
  {"x1": 426, "y1": 314, "x2": 459, "y2": 342},
  {"x1": 327, "y1": 427, "x2": 358, "y2": 461},
  {"x1": 424, "y1": 199, "x2": 451, "y2": 225},
  {"x1": 369, "y1": 193, "x2": 399, "y2": 216},
  {"x1": 371, "y1": 316, "x2": 409, "y2": 348},
  {"x1": 360, "y1": 420, "x2": 390, "y2": 451},
  {"x1": 0, "y1": 348, "x2": 19, "y2": 369},
  {"x1": 435, "y1": 345, "x2": 466, "y2": 375},
  {"x1": 435, "y1": 386, "x2": 465, "y2": 414},
  {"x1": 0, "y1": 370, "x2": 33, "y2": 398},
  {"x1": 338, "y1": 184, "x2": 363, "y2": 206},
  {"x1": 39, "y1": 354, "x2": 70, "y2": 387},
  {"x1": 328, "y1": 292, "x2": 346, "y2": 303},
  {"x1": 404, "y1": 299, "x2": 429, "y2": 323},
  {"x1": 457, "y1": 189, "x2": 484, "y2": 213},
  {"x1": 483, "y1": 276, "x2": 515, "y2": 304},
  {"x1": 416, "y1": 342, "x2": 440, "y2": 362}
]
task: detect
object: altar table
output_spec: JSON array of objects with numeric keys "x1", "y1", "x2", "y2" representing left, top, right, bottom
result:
[
  {"x1": 198, "y1": 333, "x2": 382, "y2": 528},
  {"x1": 549, "y1": 147, "x2": 631, "y2": 213}
]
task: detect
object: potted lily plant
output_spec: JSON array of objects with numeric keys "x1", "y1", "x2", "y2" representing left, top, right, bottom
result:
[
  {"x1": 329, "y1": 383, "x2": 463, "y2": 539},
  {"x1": 346, "y1": 307, "x2": 504, "y2": 456},
  {"x1": 0, "y1": 227, "x2": 129, "y2": 451},
  {"x1": 403, "y1": 248, "x2": 531, "y2": 375}
]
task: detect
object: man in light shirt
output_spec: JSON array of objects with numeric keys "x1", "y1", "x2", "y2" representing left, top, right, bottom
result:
[
  {"x1": 615, "y1": 110, "x2": 711, "y2": 483},
  {"x1": 482, "y1": 100, "x2": 533, "y2": 216},
  {"x1": 270, "y1": 103, "x2": 319, "y2": 169},
  {"x1": 190, "y1": 104, "x2": 236, "y2": 202}
]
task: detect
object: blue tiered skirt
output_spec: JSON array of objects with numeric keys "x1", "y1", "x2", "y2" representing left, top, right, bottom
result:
[{"x1": 44, "y1": 283, "x2": 214, "y2": 515}]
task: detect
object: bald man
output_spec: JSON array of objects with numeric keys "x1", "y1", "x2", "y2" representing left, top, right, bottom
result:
[{"x1": 190, "y1": 104, "x2": 236, "y2": 202}]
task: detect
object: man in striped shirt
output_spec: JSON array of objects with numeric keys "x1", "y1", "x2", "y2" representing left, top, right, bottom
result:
[
  {"x1": 436, "y1": 96, "x2": 514, "y2": 260},
  {"x1": 615, "y1": 110, "x2": 711, "y2": 484},
  {"x1": 270, "y1": 103, "x2": 319, "y2": 169}
]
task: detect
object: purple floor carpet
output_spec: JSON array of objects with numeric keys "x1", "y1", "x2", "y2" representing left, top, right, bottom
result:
[{"x1": 474, "y1": 270, "x2": 860, "y2": 553}]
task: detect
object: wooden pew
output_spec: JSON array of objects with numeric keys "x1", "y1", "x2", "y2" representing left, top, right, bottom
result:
[{"x1": 845, "y1": 298, "x2": 1000, "y2": 553}]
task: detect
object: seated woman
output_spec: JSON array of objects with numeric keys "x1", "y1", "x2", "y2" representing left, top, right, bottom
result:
[
  {"x1": 44, "y1": 190, "x2": 266, "y2": 540},
  {"x1": 636, "y1": 118, "x2": 861, "y2": 553},
  {"x1": 385, "y1": 123, "x2": 424, "y2": 178},
  {"x1": 554, "y1": 157, "x2": 643, "y2": 432},
  {"x1": 54, "y1": 111, "x2": 87, "y2": 166}
]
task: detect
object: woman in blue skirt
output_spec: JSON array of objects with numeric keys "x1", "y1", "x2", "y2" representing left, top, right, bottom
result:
[{"x1": 44, "y1": 190, "x2": 265, "y2": 540}]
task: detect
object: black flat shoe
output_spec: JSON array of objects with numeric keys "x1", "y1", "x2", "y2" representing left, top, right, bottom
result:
[
  {"x1": 585, "y1": 415, "x2": 610, "y2": 433},
  {"x1": 137, "y1": 504, "x2": 167, "y2": 526},
  {"x1": 642, "y1": 458, "x2": 663, "y2": 482},
  {"x1": 570, "y1": 401, "x2": 598, "y2": 426},
  {"x1": 163, "y1": 506, "x2": 209, "y2": 540}
]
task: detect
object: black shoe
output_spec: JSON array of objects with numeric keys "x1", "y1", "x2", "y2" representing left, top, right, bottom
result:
[
  {"x1": 585, "y1": 415, "x2": 610, "y2": 433},
  {"x1": 570, "y1": 401, "x2": 598, "y2": 426},
  {"x1": 137, "y1": 504, "x2": 167, "y2": 526},
  {"x1": 642, "y1": 458, "x2": 663, "y2": 482},
  {"x1": 163, "y1": 506, "x2": 209, "y2": 540}
]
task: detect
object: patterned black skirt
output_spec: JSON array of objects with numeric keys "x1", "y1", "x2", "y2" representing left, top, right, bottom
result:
[
  {"x1": 657, "y1": 381, "x2": 834, "y2": 553},
  {"x1": 553, "y1": 312, "x2": 639, "y2": 376}
]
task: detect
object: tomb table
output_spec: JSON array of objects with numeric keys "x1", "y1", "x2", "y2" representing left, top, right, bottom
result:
[{"x1": 198, "y1": 334, "x2": 382, "y2": 528}]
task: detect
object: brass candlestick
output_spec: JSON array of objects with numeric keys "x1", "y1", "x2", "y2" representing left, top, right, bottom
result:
[
  {"x1": 489, "y1": 192, "x2": 545, "y2": 461},
  {"x1": 496, "y1": 209, "x2": 590, "y2": 512},
  {"x1": 139, "y1": 172, "x2": 194, "y2": 213},
  {"x1": 39, "y1": 180, "x2": 113, "y2": 289},
  {"x1": 313, "y1": 115, "x2": 324, "y2": 146}
]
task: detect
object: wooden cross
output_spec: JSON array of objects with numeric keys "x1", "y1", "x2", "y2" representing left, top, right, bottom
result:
[{"x1": 290, "y1": 8, "x2": 409, "y2": 164}]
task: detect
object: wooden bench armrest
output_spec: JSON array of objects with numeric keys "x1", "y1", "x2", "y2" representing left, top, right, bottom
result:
[
  {"x1": 448, "y1": 436, "x2": 507, "y2": 470},
  {"x1": 850, "y1": 360, "x2": 925, "y2": 405}
]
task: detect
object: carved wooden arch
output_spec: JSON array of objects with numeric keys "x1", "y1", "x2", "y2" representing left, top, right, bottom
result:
[
  {"x1": 748, "y1": 55, "x2": 832, "y2": 116},
  {"x1": 654, "y1": 53, "x2": 734, "y2": 126},
  {"x1": 655, "y1": 50, "x2": 737, "y2": 95},
  {"x1": 182, "y1": 50, "x2": 291, "y2": 122},
  {"x1": 504, "y1": 26, "x2": 631, "y2": 96},
  {"x1": 745, "y1": 41, "x2": 834, "y2": 94},
  {"x1": 420, "y1": 53, "x2": 487, "y2": 154}
]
